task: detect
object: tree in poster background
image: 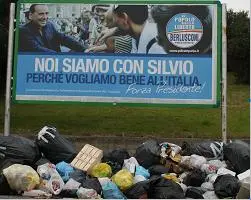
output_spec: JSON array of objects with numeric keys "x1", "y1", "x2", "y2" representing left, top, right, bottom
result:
[{"x1": 227, "y1": 9, "x2": 250, "y2": 84}]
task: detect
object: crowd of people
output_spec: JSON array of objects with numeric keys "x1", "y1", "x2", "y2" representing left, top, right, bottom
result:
[
  {"x1": 18, "y1": 4, "x2": 165, "y2": 54},
  {"x1": 18, "y1": 4, "x2": 212, "y2": 54}
]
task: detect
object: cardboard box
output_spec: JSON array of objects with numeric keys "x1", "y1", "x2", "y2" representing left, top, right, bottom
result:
[{"x1": 71, "y1": 144, "x2": 103, "y2": 173}]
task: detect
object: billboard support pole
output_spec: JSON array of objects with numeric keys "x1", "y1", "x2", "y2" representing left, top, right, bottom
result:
[
  {"x1": 4, "y1": 3, "x2": 16, "y2": 136},
  {"x1": 221, "y1": 4, "x2": 227, "y2": 143}
]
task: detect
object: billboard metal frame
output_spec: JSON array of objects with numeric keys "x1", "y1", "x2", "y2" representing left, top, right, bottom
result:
[{"x1": 4, "y1": 0, "x2": 226, "y2": 141}]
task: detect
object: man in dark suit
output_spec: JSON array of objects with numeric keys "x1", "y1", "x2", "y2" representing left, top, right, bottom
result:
[{"x1": 19, "y1": 4, "x2": 85, "y2": 52}]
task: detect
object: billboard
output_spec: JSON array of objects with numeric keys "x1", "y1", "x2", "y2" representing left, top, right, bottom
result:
[{"x1": 13, "y1": 1, "x2": 221, "y2": 106}]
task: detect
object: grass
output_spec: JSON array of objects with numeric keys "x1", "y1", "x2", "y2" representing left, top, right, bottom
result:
[{"x1": 0, "y1": 73, "x2": 249, "y2": 139}]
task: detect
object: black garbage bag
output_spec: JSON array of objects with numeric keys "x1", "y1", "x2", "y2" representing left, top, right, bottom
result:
[
  {"x1": 0, "y1": 173, "x2": 16, "y2": 195},
  {"x1": 213, "y1": 175, "x2": 240, "y2": 199},
  {"x1": 60, "y1": 189, "x2": 78, "y2": 198},
  {"x1": 69, "y1": 169, "x2": 102, "y2": 195},
  {"x1": 185, "y1": 187, "x2": 205, "y2": 199},
  {"x1": 59, "y1": 178, "x2": 81, "y2": 198},
  {"x1": 102, "y1": 149, "x2": 130, "y2": 174},
  {"x1": 0, "y1": 135, "x2": 41, "y2": 170},
  {"x1": 0, "y1": 159, "x2": 20, "y2": 172},
  {"x1": 223, "y1": 141, "x2": 250, "y2": 174},
  {"x1": 69, "y1": 169, "x2": 87, "y2": 183},
  {"x1": 148, "y1": 177, "x2": 185, "y2": 199},
  {"x1": 82, "y1": 176, "x2": 102, "y2": 195},
  {"x1": 124, "y1": 180, "x2": 150, "y2": 199},
  {"x1": 104, "y1": 161, "x2": 122, "y2": 174},
  {"x1": 35, "y1": 126, "x2": 77, "y2": 164},
  {"x1": 102, "y1": 149, "x2": 130, "y2": 165},
  {"x1": 134, "y1": 140, "x2": 161, "y2": 169},
  {"x1": 183, "y1": 169, "x2": 206, "y2": 187},
  {"x1": 181, "y1": 141, "x2": 223, "y2": 158},
  {"x1": 34, "y1": 157, "x2": 51, "y2": 169},
  {"x1": 148, "y1": 165, "x2": 170, "y2": 176}
]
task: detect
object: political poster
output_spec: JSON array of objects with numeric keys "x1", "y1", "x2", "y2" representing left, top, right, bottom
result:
[{"x1": 13, "y1": 1, "x2": 221, "y2": 106}]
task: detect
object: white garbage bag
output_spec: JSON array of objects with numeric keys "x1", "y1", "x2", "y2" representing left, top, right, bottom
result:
[
  {"x1": 203, "y1": 191, "x2": 219, "y2": 199},
  {"x1": 201, "y1": 182, "x2": 214, "y2": 191},
  {"x1": 190, "y1": 154, "x2": 207, "y2": 169},
  {"x1": 123, "y1": 157, "x2": 139, "y2": 174},
  {"x1": 76, "y1": 187, "x2": 99, "y2": 199},
  {"x1": 3, "y1": 164, "x2": 40, "y2": 192},
  {"x1": 217, "y1": 167, "x2": 236, "y2": 177},
  {"x1": 37, "y1": 162, "x2": 64, "y2": 195}
]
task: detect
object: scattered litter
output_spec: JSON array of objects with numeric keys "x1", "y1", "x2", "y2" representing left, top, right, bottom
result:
[{"x1": 0, "y1": 130, "x2": 247, "y2": 199}]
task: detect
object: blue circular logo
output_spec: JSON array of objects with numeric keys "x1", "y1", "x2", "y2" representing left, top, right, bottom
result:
[{"x1": 166, "y1": 13, "x2": 203, "y2": 48}]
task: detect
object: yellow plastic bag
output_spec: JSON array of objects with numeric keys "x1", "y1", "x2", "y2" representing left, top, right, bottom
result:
[
  {"x1": 112, "y1": 169, "x2": 133, "y2": 191},
  {"x1": 3, "y1": 164, "x2": 40, "y2": 192},
  {"x1": 91, "y1": 163, "x2": 112, "y2": 178},
  {"x1": 162, "y1": 173, "x2": 179, "y2": 183}
]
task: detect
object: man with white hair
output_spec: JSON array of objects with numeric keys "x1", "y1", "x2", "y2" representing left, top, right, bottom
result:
[{"x1": 19, "y1": 4, "x2": 85, "y2": 52}]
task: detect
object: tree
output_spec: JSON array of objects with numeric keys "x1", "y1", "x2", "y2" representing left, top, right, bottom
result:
[{"x1": 227, "y1": 9, "x2": 250, "y2": 84}]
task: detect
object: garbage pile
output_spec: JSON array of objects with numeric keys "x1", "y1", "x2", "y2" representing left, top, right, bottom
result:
[{"x1": 0, "y1": 126, "x2": 250, "y2": 199}]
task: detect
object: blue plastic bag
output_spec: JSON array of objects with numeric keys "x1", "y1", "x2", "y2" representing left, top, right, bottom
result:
[
  {"x1": 102, "y1": 181, "x2": 126, "y2": 199},
  {"x1": 135, "y1": 166, "x2": 150, "y2": 179},
  {"x1": 56, "y1": 161, "x2": 74, "y2": 182}
]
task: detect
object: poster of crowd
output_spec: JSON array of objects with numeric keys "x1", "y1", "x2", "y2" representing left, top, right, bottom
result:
[
  {"x1": 18, "y1": 4, "x2": 213, "y2": 55},
  {"x1": 14, "y1": 3, "x2": 220, "y2": 105}
]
